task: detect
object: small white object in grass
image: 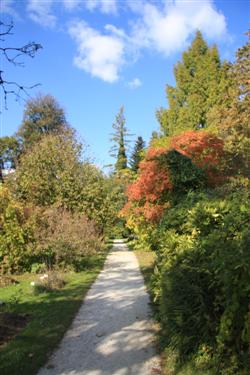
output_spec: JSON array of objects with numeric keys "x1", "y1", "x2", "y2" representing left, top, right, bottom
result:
[
  {"x1": 30, "y1": 281, "x2": 36, "y2": 286},
  {"x1": 40, "y1": 274, "x2": 49, "y2": 281}
]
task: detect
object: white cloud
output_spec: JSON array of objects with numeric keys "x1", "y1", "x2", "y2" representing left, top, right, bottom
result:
[
  {"x1": 131, "y1": 0, "x2": 227, "y2": 56},
  {"x1": 190, "y1": 2, "x2": 227, "y2": 38},
  {"x1": 105, "y1": 24, "x2": 127, "y2": 39},
  {"x1": 23, "y1": 0, "x2": 228, "y2": 82},
  {"x1": 27, "y1": 0, "x2": 57, "y2": 28},
  {"x1": 127, "y1": 78, "x2": 142, "y2": 89},
  {"x1": 26, "y1": 0, "x2": 117, "y2": 27},
  {"x1": 68, "y1": 21, "x2": 125, "y2": 82},
  {"x1": 68, "y1": 1, "x2": 227, "y2": 83},
  {"x1": 63, "y1": 0, "x2": 117, "y2": 14},
  {"x1": 85, "y1": 0, "x2": 117, "y2": 14}
]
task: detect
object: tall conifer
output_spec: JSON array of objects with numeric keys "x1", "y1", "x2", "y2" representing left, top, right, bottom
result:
[
  {"x1": 110, "y1": 106, "x2": 130, "y2": 172},
  {"x1": 130, "y1": 136, "x2": 145, "y2": 172},
  {"x1": 157, "y1": 31, "x2": 223, "y2": 135}
]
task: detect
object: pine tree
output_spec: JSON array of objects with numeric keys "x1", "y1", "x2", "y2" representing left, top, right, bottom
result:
[
  {"x1": 110, "y1": 106, "x2": 131, "y2": 172},
  {"x1": 130, "y1": 136, "x2": 146, "y2": 172},
  {"x1": 157, "y1": 31, "x2": 223, "y2": 135}
]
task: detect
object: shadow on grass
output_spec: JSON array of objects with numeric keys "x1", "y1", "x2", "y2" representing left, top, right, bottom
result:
[{"x1": 0, "y1": 254, "x2": 107, "y2": 375}]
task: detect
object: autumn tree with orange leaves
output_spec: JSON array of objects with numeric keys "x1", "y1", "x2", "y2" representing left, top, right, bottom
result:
[{"x1": 122, "y1": 130, "x2": 226, "y2": 224}]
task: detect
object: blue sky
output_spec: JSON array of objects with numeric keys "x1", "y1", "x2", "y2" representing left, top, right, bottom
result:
[{"x1": 1, "y1": 0, "x2": 249, "y2": 169}]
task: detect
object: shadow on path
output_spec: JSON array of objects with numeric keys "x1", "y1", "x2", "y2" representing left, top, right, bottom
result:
[{"x1": 37, "y1": 241, "x2": 160, "y2": 375}]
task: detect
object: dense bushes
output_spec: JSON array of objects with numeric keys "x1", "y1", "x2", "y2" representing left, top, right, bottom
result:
[
  {"x1": 128, "y1": 180, "x2": 250, "y2": 374},
  {"x1": 154, "y1": 184, "x2": 250, "y2": 373},
  {"x1": 1, "y1": 127, "x2": 124, "y2": 274},
  {"x1": 0, "y1": 185, "x2": 103, "y2": 274},
  {"x1": 34, "y1": 208, "x2": 103, "y2": 270},
  {"x1": 0, "y1": 121, "x2": 127, "y2": 273},
  {"x1": 0, "y1": 124, "x2": 125, "y2": 275},
  {"x1": 11, "y1": 132, "x2": 126, "y2": 237}
]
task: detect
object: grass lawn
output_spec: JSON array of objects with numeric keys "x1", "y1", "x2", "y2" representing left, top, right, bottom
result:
[{"x1": 0, "y1": 253, "x2": 107, "y2": 375}]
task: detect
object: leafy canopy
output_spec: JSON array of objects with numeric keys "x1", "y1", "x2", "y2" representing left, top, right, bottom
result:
[
  {"x1": 14, "y1": 133, "x2": 82, "y2": 208},
  {"x1": 17, "y1": 94, "x2": 70, "y2": 150}
]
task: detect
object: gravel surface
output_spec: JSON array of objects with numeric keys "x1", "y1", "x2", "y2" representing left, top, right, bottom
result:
[{"x1": 37, "y1": 240, "x2": 161, "y2": 375}]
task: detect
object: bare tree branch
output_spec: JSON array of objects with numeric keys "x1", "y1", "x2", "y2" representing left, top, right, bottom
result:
[
  {"x1": 0, "y1": 21, "x2": 13, "y2": 40},
  {"x1": 0, "y1": 20, "x2": 42, "y2": 110}
]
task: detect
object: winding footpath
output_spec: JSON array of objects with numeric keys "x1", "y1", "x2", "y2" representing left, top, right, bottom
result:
[{"x1": 38, "y1": 240, "x2": 160, "y2": 375}]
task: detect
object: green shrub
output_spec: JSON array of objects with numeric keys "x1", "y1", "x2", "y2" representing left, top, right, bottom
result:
[
  {"x1": 30, "y1": 262, "x2": 47, "y2": 274},
  {"x1": 0, "y1": 186, "x2": 35, "y2": 273},
  {"x1": 156, "y1": 185, "x2": 250, "y2": 373},
  {"x1": 0, "y1": 186, "x2": 104, "y2": 274},
  {"x1": 157, "y1": 149, "x2": 206, "y2": 195},
  {"x1": 132, "y1": 180, "x2": 249, "y2": 374}
]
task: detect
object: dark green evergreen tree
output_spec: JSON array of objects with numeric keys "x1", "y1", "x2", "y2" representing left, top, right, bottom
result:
[
  {"x1": 129, "y1": 136, "x2": 145, "y2": 172},
  {"x1": 157, "y1": 31, "x2": 224, "y2": 136},
  {"x1": 110, "y1": 106, "x2": 130, "y2": 172}
]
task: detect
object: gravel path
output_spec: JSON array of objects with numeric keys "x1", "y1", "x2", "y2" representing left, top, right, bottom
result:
[{"x1": 38, "y1": 240, "x2": 160, "y2": 375}]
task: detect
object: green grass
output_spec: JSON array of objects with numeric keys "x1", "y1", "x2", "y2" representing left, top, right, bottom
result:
[
  {"x1": 134, "y1": 247, "x2": 214, "y2": 375},
  {"x1": 0, "y1": 253, "x2": 107, "y2": 375},
  {"x1": 134, "y1": 248, "x2": 156, "y2": 293}
]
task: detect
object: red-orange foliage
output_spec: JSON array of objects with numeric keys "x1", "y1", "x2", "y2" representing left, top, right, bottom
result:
[
  {"x1": 170, "y1": 131, "x2": 225, "y2": 186},
  {"x1": 123, "y1": 131, "x2": 225, "y2": 223},
  {"x1": 120, "y1": 201, "x2": 167, "y2": 224},
  {"x1": 123, "y1": 147, "x2": 171, "y2": 223},
  {"x1": 127, "y1": 147, "x2": 172, "y2": 202},
  {"x1": 139, "y1": 203, "x2": 167, "y2": 223}
]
